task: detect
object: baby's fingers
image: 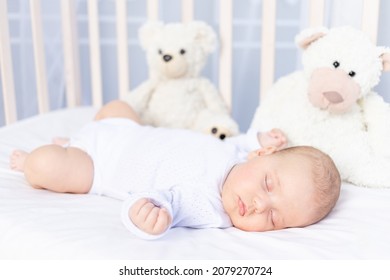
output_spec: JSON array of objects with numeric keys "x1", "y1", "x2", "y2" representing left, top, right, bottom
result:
[
  {"x1": 269, "y1": 129, "x2": 287, "y2": 149},
  {"x1": 269, "y1": 128, "x2": 284, "y2": 138},
  {"x1": 128, "y1": 198, "x2": 172, "y2": 235},
  {"x1": 153, "y1": 208, "x2": 172, "y2": 234},
  {"x1": 144, "y1": 207, "x2": 171, "y2": 235},
  {"x1": 129, "y1": 198, "x2": 153, "y2": 223}
]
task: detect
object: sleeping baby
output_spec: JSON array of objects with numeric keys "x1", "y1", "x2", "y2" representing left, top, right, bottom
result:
[{"x1": 10, "y1": 100, "x2": 341, "y2": 239}]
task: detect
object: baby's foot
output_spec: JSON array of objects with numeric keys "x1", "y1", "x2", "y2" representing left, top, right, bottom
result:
[
  {"x1": 10, "y1": 150, "x2": 29, "y2": 172},
  {"x1": 52, "y1": 137, "x2": 70, "y2": 146}
]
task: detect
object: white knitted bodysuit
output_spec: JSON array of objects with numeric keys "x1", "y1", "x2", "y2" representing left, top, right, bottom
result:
[{"x1": 69, "y1": 118, "x2": 259, "y2": 239}]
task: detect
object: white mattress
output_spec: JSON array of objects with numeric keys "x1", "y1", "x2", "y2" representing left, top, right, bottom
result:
[{"x1": 1, "y1": 107, "x2": 390, "y2": 259}]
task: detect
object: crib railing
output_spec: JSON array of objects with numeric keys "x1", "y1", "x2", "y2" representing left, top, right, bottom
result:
[{"x1": 0, "y1": 0, "x2": 381, "y2": 126}]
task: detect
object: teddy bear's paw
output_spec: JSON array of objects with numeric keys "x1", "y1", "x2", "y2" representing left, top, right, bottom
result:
[{"x1": 210, "y1": 126, "x2": 233, "y2": 140}]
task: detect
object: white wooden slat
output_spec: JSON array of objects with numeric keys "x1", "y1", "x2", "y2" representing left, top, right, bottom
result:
[
  {"x1": 182, "y1": 0, "x2": 194, "y2": 23},
  {"x1": 218, "y1": 0, "x2": 233, "y2": 109},
  {"x1": 30, "y1": 0, "x2": 49, "y2": 114},
  {"x1": 61, "y1": 0, "x2": 81, "y2": 108},
  {"x1": 116, "y1": 0, "x2": 130, "y2": 98},
  {"x1": 87, "y1": 0, "x2": 103, "y2": 108},
  {"x1": 0, "y1": 0, "x2": 17, "y2": 124},
  {"x1": 147, "y1": 0, "x2": 159, "y2": 21},
  {"x1": 361, "y1": 0, "x2": 380, "y2": 43},
  {"x1": 309, "y1": 0, "x2": 325, "y2": 27},
  {"x1": 259, "y1": 0, "x2": 276, "y2": 101}
]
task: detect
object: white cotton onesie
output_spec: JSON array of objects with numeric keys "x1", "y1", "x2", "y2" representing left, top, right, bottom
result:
[{"x1": 69, "y1": 118, "x2": 260, "y2": 239}]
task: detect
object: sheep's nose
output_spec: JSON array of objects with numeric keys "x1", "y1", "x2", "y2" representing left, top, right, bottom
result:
[
  {"x1": 163, "y1": 54, "x2": 172, "y2": 62},
  {"x1": 323, "y1": 91, "x2": 344, "y2": 104}
]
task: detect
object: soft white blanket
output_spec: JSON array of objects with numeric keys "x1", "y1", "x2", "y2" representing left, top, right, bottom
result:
[{"x1": 0, "y1": 108, "x2": 389, "y2": 259}]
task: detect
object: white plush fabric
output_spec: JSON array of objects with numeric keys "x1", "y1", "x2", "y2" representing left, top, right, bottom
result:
[
  {"x1": 123, "y1": 21, "x2": 239, "y2": 138},
  {"x1": 251, "y1": 26, "x2": 390, "y2": 188},
  {"x1": 1, "y1": 108, "x2": 390, "y2": 259}
]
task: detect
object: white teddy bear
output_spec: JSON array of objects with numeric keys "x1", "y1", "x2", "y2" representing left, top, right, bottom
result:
[
  {"x1": 123, "y1": 21, "x2": 239, "y2": 140},
  {"x1": 251, "y1": 26, "x2": 390, "y2": 188}
]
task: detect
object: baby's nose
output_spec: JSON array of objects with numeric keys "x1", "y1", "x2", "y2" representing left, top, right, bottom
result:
[{"x1": 253, "y1": 197, "x2": 270, "y2": 213}]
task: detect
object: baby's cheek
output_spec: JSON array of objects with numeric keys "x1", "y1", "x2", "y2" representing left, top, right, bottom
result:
[{"x1": 233, "y1": 216, "x2": 265, "y2": 232}]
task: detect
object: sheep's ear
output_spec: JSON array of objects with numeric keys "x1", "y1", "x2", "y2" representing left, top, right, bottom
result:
[
  {"x1": 139, "y1": 21, "x2": 164, "y2": 50},
  {"x1": 187, "y1": 21, "x2": 217, "y2": 54},
  {"x1": 295, "y1": 27, "x2": 328, "y2": 50},
  {"x1": 378, "y1": 47, "x2": 390, "y2": 72}
]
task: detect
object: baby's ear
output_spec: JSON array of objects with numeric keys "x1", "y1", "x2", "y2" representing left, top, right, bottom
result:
[
  {"x1": 248, "y1": 147, "x2": 277, "y2": 160},
  {"x1": 139, "y1": 21, "x2": 164, "y2": 50}
]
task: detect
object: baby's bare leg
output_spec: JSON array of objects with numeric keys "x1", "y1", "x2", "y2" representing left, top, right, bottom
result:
[
  {"x1": 94, "y1": 100, "x2": 141, "y2": 123},
  {"x1": 11, "y1": 145, "x2": 93, "y2": 194}
]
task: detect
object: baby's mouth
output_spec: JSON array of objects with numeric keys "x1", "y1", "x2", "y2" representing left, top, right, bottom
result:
[{"x1": 238, "y1": 197, "x2": 246, "y2": 216}]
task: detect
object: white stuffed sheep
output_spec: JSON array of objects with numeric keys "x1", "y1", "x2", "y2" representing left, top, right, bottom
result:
[
  {"x1": 251, "y1": 26, "x2": 390, "y2": 188},
  {"x1": 123, "y1": 21, "x2": 239, "y2": 140}
]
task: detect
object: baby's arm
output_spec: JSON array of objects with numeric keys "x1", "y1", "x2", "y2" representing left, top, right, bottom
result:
[
  {"x1": 129, "y1": 198, "x2": 172, "y2": 236},
  {"x1": 226, "y1": 128, "x2": 288, "y2": 153},
  {"x1": 122, "y1": 187, "x2": 230, "y2": 239}
]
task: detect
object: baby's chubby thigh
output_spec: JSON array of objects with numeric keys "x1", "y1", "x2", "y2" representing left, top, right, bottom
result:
[{"x1": 24, "y1": 144, "x2": 94, "y2": 194}]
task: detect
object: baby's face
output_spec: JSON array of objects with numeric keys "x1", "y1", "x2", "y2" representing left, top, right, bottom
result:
[{"x1": 222, "y1": 150, "x2": 317, "y2": 232}]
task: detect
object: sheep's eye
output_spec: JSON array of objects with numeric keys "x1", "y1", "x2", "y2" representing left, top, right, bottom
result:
[
  {"x1": 349, "y1": 71, "x2": 356, "y2": 77},
  {"x1": 180, "y1": 49, "x2": 186, "y2": 55},
  {"x1": 333, "y1": 61, "x2": 340, "y2": 68},
  {"x1": 158, "y1": 49, "x2": 162, "y2": 55}
]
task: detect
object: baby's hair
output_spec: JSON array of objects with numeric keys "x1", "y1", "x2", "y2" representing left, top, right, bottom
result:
[{"x1": 275, "y1": 146, "x2": 341, "y2": 225}]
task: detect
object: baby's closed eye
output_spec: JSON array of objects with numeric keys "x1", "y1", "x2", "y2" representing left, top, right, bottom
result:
[{"x1": 265, "y1": 174, "x2": 273, "y2": 192}]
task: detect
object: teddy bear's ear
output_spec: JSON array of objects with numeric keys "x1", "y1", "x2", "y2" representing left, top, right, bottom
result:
[
  {"x1": 378, "y1": 47, "x2": 390, "y2": 72},
  {"x1": 187, "y1": 21, "x2": 217, "y2": 54},
  {"x1": 295, "y1": 27, "x2": 329, "y2": 50},
  {"x1": 139, "y1": 21, "x2": 164, "y2": 50}
]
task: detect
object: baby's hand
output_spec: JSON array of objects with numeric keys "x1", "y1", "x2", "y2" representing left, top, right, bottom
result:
[
  {"x1": 258, "y1": 128, "x2": 288, "y2": 151},
  {"x1": 129, "y1": 198, "x2": 172, "y2": 235}
]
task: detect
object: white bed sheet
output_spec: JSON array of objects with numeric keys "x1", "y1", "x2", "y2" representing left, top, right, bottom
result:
[{"x1": 1, "y1": 107, "x2": 390, "y2": 259}]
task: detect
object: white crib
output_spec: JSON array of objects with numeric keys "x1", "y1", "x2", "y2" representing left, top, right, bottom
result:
[
  {"x1": 0, "y1": 0, "x2": 383, "y2": 125},
  {"x1": 1, "y1": 0, "x2": 390, "y2": 260}
]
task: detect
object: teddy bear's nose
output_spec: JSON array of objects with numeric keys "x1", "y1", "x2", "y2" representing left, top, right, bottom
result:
[
  {"x1": 163, "y1": 54, "x2": 173, "y2": 62},
  {"x1": 323, "y1": 91, "x2": 344, "y2": 104}
]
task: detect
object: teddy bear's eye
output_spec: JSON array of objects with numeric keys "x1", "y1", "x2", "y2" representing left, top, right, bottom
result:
[
  {"x1": 179, "y1": 49, "x2": 186, "y2": 55},
  {"x1": 348, "y1": 71, "x2": 356, "y2": 77},
  {"x1": 158, "y1": 49, "x2": 163, "y2": 55},
  {"x1": 333, "y1": 61, "x2": 340, "y2": 68}
]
